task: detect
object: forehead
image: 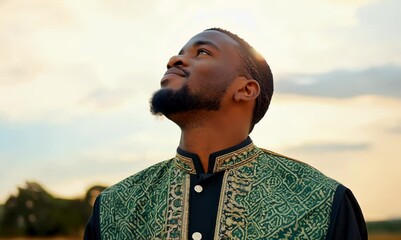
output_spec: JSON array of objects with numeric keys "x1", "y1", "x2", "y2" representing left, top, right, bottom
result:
[{"x1": 181, "y1": 30, "x2": 241, "y2": 57}]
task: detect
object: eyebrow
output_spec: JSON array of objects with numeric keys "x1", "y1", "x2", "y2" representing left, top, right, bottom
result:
[{"x1": 178, "y1": 40, "x2": 220, "y2": 55}]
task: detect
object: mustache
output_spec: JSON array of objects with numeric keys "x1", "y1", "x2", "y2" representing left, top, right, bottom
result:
[{"x1": 166, "y1": 66, "x2": 190, "y2": 78}]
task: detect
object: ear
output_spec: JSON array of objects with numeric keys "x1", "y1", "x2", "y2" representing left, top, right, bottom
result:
[{"x1": 233, "y1": 79, "x2": 260, "y2": 102}]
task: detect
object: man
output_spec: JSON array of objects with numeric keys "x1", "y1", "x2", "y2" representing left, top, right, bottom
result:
[{"x1": 84, "y1": 28, "x2": 367, "y2": 239}]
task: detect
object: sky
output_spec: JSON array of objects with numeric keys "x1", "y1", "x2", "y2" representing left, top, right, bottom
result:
[{"x1": 0, "y1": 0, "x2": 400, "y2": 221}]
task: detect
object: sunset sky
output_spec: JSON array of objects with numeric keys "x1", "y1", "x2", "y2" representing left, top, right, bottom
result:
[{"x1": 1, "y1": 0, "x2": 400, "y2": 221}]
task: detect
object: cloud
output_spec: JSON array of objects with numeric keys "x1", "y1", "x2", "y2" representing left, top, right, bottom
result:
[
  {"x1": 0, "y1": 0, "x2": 166, "y2": 122},
  {"x1": 0, "y1": 64, "x2": 101, "y2": 122},
  {"x1": 357, "y1": 0, "x2": 401, "y2": 42},
  {"x1": 80, "y1": 87, "x2": 133, "y2": 109},
  {"x1": 329, "y1": 0, "x2": 377, "y2": 5},
  {"x1": 1, "y1": 0, "x2": 400, "y2": 123},
  {"x1": 285, "y1": 142, "x2": 371, "y2": 153},
  {"x1": 276, "y1": 65, "x2": 401, "y2": 98},
  {"x1": 386, "y1": 122, "x2": 401, "y2": 134},
  {"x1": 0, "y1": 0, "x2": 77, "y2": 85}
]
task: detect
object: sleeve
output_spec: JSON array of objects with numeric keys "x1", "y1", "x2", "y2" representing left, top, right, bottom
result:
[
  {"x1": 325, "y1": 184, "x2": 368, "y2": 240},
  {"x1": 84, "y1": 195, "x2": 101, "y2": 240}
]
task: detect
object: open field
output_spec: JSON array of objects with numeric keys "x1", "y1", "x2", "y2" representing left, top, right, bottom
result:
[{"x1": 370, "y1": 234, "x2": 401, "y2": 240}]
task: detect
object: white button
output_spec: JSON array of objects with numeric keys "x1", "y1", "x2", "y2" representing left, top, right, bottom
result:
[
  {"x1": 192, "y1": 232, "x2": 202, "y2": 240},
  {"x1": 194, "y1": 185, "x2": 203, "y2": 193}
]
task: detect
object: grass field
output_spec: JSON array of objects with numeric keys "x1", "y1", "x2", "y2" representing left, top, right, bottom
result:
[{"x1": 370, "y1": 234, "x2": 401, "y2": 240}]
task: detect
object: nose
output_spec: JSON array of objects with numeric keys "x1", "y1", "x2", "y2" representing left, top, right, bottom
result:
[{"x1": 167, "y1": 54, "x2": 187, "y2": 69}]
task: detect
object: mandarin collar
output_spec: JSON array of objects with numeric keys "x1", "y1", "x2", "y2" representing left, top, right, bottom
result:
[{"x1": 174, "y1": 137, "x2": 258, "y2": 174}]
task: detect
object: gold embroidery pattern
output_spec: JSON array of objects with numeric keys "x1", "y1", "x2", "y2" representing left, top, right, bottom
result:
[
  {"x1": 175, "y1": 153, "x2": 196, "y2": 174},
  {"x1": 215, "y1": 148, "x2": 339, "y2": 239},
  {"x1": 165, "y1": 169, "x2": 189, "y2": 239},
  {"x1": 99, "y1": 159, "x2": 188, "y2": 239},
  {"x1": 214, "y1": 143, "x2": 257, "y2": 172},
  {"x1": 175, "y1": 143, "x2": 257, "y2": 174}
]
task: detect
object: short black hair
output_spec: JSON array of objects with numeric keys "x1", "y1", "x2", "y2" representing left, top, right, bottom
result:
[{"x1": 206, "y1": 28, "x2": 274, "y2": 133}]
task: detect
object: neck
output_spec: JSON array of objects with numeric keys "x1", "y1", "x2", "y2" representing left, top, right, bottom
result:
[{"x1": 179, "y1": 124, "x2": 248, "y2": 172}]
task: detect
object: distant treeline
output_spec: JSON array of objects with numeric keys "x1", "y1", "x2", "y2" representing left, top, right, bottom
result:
[
  {"x1": 0, "y1": 181, "x2": 400, "y2": 237},
  {"x1": 0, "y1": 182, "x2": 106, "y2": 237},
  {"x1": 367, "y1": 219, "x2": 401, "y2": 234}
]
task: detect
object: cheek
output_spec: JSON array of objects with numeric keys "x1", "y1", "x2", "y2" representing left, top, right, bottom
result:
[{"x1": 191, "y1": 63, "x2": 235, "y2": 88}]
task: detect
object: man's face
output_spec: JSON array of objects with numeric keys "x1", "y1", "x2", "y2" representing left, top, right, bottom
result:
[{"x1": 150, "y1": 30, "x2": 243, "y2": 118}]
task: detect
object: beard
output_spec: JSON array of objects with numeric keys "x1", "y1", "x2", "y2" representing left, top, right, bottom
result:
[{"x1": 150, "y1": 84, "x2": 226, "y2": 117}]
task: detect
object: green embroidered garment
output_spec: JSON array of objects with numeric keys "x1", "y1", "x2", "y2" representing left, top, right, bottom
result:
[{"x1": 84, "y1": 138, "x2": 367, "y2": 240}]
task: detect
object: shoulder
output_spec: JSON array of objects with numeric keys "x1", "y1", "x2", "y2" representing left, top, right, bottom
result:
[
  {"x1": 101, "y1": 158, "x2": 174, "y2": 198},
  {"x1": 258, "y1": 147, "x2": 320, "y2": 170},
  {"x1": 326, "y1": 185, "x2": 368, "y2": 240},
  {"x1": 256, "y1": 147, "x2": 339, "y2": 190}
]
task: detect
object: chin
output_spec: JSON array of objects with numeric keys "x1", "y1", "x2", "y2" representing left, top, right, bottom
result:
[
  {"x1": 165, "y1": 112, "x2": 199, "y2": 129},
  {"x1": 161, "y1": 80, "x2": 185, "y2": 91}
]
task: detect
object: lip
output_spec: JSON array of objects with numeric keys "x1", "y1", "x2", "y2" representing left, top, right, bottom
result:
[
  {"x1": 161, "y1": 67, "x2": 187, "y2": 86},
  {"x1": 164, "y1": 67, "x2": 186, "y2": 77}
]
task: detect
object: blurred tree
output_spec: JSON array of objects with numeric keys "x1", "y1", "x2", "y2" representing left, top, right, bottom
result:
[{"x1": 0, "y1": 182, "x2": 106, "y2": 237}]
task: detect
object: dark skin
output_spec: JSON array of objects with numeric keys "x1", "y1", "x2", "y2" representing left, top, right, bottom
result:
[{"x1": 161, "y1": 30, "x2": 260, "y2": 172}]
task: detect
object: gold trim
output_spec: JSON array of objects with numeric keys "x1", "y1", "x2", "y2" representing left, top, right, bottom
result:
[
  {"x1": 164, "y1": 168, "x2": 186, "y2": 239},
  {"x1": 175, "y1": 142, "x2": 258, "y2": 174},
  {"x1": 214, "y1": 143, "x2": 256, "y2": 172},
  {"x1": 213, "y1": 170, "x2": 229, "y2": 239},
  {"x1": 181, "y1": 175, "x2": 190, "y2": 239},
  {"x1": 163, "y1": 171, "x2": 172, "y2": 236},
  {"x1": 175, "y1": 154, "x2": 196, "y2": 174}
]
